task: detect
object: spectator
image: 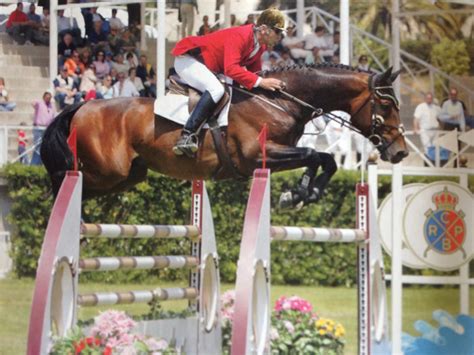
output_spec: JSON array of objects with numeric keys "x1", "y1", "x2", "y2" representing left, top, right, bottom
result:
[
  {"x1": 0, "y1": 78, "x2": 17, "y2": 112},
  {"x1": 261, "y1": 49, "x2": 281, "y2": 71},
  {"x1": 80, "y1": 63, "x2": 99, "y2": 99},
  {"x1": 109, "y1": 68, "x2": 119, "y2": 85},
  {"x1": 125, "y1": 52, "x2": 138, "y2": 71},
  {"x1": 104, "y1": 51, "x2": 114, "y2": 72},
  {"x1": 128, "y1": 20, "x2": 141, "y2": 40},
  {"x1": 305, "y1": 47, "x2": 322, "y2": 65},
  {"x1": 27, "y1": 3, "x2": 48, "y2": 45},
  {"x1": 244, "y1": 14, "x2": 255, "y2": 25},
  {"x1": 198, "y1": 15, "x2": 211, "y2": 36},
  {"x1": 303, "y1": 26, "x2": 333, "y2": 61},
  {"x1": 180, "y1": 0, "x2": 199, "y2": 38},
  {"x1": 112, "y1": 53, "x2": 128, "y2": 75},
  {"x1": 58, "y1": 33, "x2": 76, "y2": 67},
  {"x1": 88, "y1": 19, "x2": 109, "y2": 51},
  {"x1": 41, "y1": 7, "x2": 50, "y2": 32},
  {"x1": 80, "y1": 48, "x2": 93, "y2": 67},
  {"x1": 109, "y1": 8, "x2": 125, "y2": 31},
  {"x1": 57, "y1": 9, "x2": 81, "y2": 46},
  {"x1": 54, "y1": 67, "x2": 82, "y2": 109},
  {"x1": 279, "y1": 48, "x2": 295, "y2": 67},
  {"x1": 353, "y1": 132, "x2": 375, "y2": 168},
  {"x1": 31, "y1": 91, "x2": 56, "y2": 165},
  {"x1": 120, "y1": 29, "x2": 138, "y2": 54},
  {"x1": 93, "y1": 50, "x2": 110, "y2": 80},
  {"x1": 331, "y1": 55, "x2": 340, "y2": 64},
  {"x1": 324, "y1": 112, "x2": 351, "y2": 168},
  {"x1": 357, "y1": 55, "x2": 370, "y2": 71},
  {"x1": 439, "y1": 88, "x2": 466, "y2": 131},
  {"x1": 107, "y1": 27, "x2": 123, "y2": 54},
  {"x1": 6, "y1": 2, "x2": 35, "y2": 45},
  {"x1": 128, "y1": 68, "x2": 145, "y2": 97},
  {"x1": 230, "y1": 14, "x2": 241, "y2": 27},
  {"x1": 413, "y1": 92, "x2": 442, "y2": 163},
  {"x1": 112, "y1": 71, "x2": 139, "y2": 97},
  {"x1": 281, "y1": 26, "x2": 309, "y2": 62},
  {"x1": 17, "y1": 122, "x2": 29, "y2": 165},
  {"x1": 136, "y1": 55, "x2": 156, "y2": 97},
  {"x1": 329, "y1": 31, "x2": 340, "y2": 57},
  {"x1": 98, "y1": 75, "x2": 114, "y2": 99},
  {"x1": 64, "y1": 50, "x2": 85, "y2": 85}
]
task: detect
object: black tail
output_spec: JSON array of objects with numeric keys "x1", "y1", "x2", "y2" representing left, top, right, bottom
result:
[{"x1": 40, "y1": 102, "x2": 85, "y2": 196}]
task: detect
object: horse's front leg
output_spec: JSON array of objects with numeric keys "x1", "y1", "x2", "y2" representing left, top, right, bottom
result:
[{"x1": 260, "y1": 145, "x2": 337, "y2": 208}]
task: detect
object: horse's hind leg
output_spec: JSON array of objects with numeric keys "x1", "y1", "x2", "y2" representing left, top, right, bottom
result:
[
  {"x1": 105, "y1": 157, "x2": 148, "y2": 195},
  {"x1": 82, "y1": 157, "x2": 148, "y2": 199}
]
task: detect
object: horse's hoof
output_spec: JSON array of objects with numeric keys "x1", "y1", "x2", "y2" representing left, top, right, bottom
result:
[
  {"x1": 307, "y1": 187, "x2": 322, "y2": 204},
  {"x1": 279, "y1": 191, "x2": 294, "y2": 209}
]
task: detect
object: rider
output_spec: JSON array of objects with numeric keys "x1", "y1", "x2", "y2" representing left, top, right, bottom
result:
[{"x1": 171, "y1": 7, "x2": 287, "y2": 157}]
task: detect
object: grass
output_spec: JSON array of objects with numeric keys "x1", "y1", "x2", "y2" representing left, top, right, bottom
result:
[{"x1": 0, "y1": 277, "x2": 472, "y2": 355}]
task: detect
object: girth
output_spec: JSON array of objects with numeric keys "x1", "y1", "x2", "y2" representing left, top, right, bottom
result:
[{"x1": 168, "y1": 75, "x2": 244, "y2": 180}]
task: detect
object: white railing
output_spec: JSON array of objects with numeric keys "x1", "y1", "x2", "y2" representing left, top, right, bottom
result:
[{"x1": 302, "y1": 129, "x2": 473, "y2": 169}]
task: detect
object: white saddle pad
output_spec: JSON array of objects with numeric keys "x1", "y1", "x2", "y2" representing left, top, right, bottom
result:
[{"x1": 154, "y1": 88, "x2": 232, "y2": 128}]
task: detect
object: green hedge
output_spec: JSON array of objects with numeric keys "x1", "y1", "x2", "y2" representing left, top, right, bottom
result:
[{"x1": 3, "y1": 164, "x2": 472, "y2": 286}]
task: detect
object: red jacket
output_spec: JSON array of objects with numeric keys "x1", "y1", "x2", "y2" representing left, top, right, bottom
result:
[
  {"x1": 6, "y1": 10, "x2": 28, "y2": 29},
  {"x1": 172, "y1": 24, "x2": 266, "y2": 90}
]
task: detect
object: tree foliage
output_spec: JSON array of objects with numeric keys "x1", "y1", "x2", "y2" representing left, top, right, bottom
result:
[{"x1": 430, "y1": 39, "x2": 470, "y2": 75}]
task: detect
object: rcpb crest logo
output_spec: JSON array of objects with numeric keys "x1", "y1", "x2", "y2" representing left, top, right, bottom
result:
[
  {"x1": 424, "y1": 187, "x2": 466, "y2": 259},
  {"x1": 403, "y1": 181, "x2": 473, "y2": 271}
]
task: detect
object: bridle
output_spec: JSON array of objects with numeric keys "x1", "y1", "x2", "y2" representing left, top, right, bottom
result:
[{"x1": 278, "y1": 73, "x2": 405, "y2": 154}]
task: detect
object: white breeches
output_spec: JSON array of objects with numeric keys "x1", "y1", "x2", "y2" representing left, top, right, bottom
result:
[{"x1": 174, "y1": 55, "x2": 225, "y2": 104}]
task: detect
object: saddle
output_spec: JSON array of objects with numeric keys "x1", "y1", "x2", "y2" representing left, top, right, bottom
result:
[{"x1": 168, "y1": 74, "x2": 240, "y2": 179}]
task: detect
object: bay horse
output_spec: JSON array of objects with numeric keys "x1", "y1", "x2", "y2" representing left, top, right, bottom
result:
[{"x1": 41, "y1": 64, "x2": 408, "y2": 207}]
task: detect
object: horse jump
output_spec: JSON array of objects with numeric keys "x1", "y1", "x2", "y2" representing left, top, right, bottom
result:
[
  {"x1": 27, "y1": 172, "x2": 221, "y2": 355},
  {"x1": 230, "y1": 167, "x2": 389, "y2": 355}
]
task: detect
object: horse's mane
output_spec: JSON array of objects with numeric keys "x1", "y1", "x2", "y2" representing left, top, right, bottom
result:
[{"x1": 260, "y1": 63, "x2": 372, "y2": 76}]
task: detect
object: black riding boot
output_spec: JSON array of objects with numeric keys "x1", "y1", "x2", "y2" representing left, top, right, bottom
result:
[{"x1": 173, "y1": 91, "x2": 217, "y2": 157}]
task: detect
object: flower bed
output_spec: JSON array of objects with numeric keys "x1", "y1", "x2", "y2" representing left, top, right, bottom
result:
[
  {"x1": 221, "y1": 291, "x2": 345, "y2": 354},
  {"x1": 50, "y1": 310, "x2": 172, "y2": 355}
]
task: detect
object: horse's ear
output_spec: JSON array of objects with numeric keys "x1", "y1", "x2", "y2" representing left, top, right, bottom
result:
[
  {"x1": 382, "y1": 66, "x2": 393, "y2": 81},
  {"x1": 389, "y1": 69, "x2": 402, "y2": 83}
]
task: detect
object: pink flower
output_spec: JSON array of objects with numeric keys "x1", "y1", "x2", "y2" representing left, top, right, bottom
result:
[
  {"x1": 270, "y1": 327, "x2": 280, "y2": 340},
  {"x1": 283, "y1": 320, "x2": 295, "y2": 334},
  {"x1": 144, "y1": 338, "x2": 169, "y2": 351},
  {"x1": 274, "y1": 296, "x2": 313, "y2": 314}
]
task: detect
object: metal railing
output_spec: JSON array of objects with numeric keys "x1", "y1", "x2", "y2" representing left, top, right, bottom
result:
[{"x1": 0, "y1": 125, "x2": 44, "y2": 167}]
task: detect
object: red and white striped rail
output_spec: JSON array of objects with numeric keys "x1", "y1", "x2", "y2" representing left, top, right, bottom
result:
[
  {"x1": 81, "y1": 223, "x2": 199, "y2": 239},
  {"x1": 27, "y1": 172, "x2": 221, "y2": 355},
  {"x1": 78, "y1": 287, "x2": 199, "y2": 307},
  {"x1": 231, "y1": 169, "x2": 389, "y2": 355}
]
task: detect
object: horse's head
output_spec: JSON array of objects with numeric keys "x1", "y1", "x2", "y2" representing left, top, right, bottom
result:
[{"x1": 351, "y1": 67, "x2": 408, "y2": 163}]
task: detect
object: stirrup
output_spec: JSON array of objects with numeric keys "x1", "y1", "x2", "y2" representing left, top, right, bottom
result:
[{"x1": 173, "y1": 133, "x2": 199, "y2": 157}]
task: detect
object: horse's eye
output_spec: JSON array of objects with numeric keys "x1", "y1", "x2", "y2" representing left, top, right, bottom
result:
[{"x1": 379, "y1": 100, "x2": 391, "y2": 110}]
